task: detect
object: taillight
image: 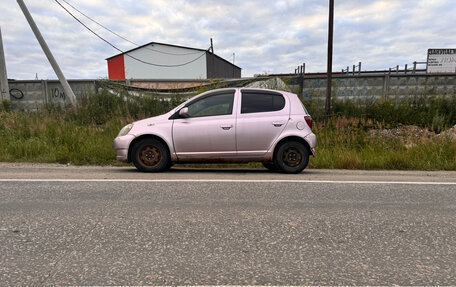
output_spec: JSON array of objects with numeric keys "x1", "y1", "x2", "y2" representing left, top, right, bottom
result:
[{"x1": 304, "y1": 115, "x2": 313, "y2": 129}]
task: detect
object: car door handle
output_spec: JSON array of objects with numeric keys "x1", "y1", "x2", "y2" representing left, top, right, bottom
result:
[
  {"x1": 220, "y1": 124, "x2": 233, "y2": 130},
  {"x1": 272, "y1": 121, "x2": 285, "y2": 127}
]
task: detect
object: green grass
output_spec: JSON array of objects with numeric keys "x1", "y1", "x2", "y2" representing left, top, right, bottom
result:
[
  {"x1": 1, "y1": 89, "x2": 455, "y2": 170},
  {"x1": 0, "y1": 89, "x2": 184, "y2": 165},
  {"x1": 0, "y1": 111, "x2": 122, "y2": 164},
  {"x1": 308, "y1": 118, "x2": 456, "y2": 170},
  {"x1": 307, "y1": 94, "x2": 456, "y2": 132}
]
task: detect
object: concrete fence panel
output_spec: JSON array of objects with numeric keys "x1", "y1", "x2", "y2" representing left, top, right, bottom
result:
[{"x1": 6, "y1": 74, "x2": 456, "y2": 112}]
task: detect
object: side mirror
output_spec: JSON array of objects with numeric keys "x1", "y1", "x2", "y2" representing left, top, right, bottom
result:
[{"x1": 178, "y1": 107, "x2": 189, "y2": 117}]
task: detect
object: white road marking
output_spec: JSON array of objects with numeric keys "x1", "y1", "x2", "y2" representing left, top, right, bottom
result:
[
  {"x1": 0, "y1": 178, "x2": 456, "y2": 185},
  {"x1": 61, "y1": 286, "x2": 453, "y2": 287}
]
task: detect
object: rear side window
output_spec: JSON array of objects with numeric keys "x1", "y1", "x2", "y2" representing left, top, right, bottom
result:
[{"x1": 241, "y1": 92, "x2": 285, "y2": 114}]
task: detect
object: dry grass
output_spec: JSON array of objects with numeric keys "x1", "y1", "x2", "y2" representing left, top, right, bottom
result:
[
  {"x1": 310, "y1": 117, "x2": 456, "y2": 170},
  {"x1": 1, "y1": 90, "x2": 455, "y2": 170}
]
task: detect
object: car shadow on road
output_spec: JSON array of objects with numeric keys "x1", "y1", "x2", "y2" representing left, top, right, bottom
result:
[
  {"x1": 114, "y1": 167, "x2": 272, "y2": 174},
  {"x1": 112, "y1": 164, "x2": 320, "y2": 175},
  {"x1": 170, "y1": 167, "x2": 272, "y2": 174}
]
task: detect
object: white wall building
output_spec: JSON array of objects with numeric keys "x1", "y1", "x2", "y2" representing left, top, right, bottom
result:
[{"x1": 107, "y1": 42, "x2": 241, "y2": 80}]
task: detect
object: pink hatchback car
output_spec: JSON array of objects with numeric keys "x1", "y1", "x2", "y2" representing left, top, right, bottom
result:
[{"x1": 113, "y1": 88, "x2": 316, "y2": 173}]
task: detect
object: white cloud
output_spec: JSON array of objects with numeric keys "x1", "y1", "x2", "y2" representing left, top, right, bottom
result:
[{"x1": 0, "y1": 0, "x2": 455, "y2": 79}]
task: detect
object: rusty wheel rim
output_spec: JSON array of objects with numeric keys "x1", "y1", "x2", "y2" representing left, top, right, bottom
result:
[
  {"x1": 138, "y1": 145, "x2": 161, "y2": 168},
  {"x1": 282, "y1": 147, "x2": 302, "y2": 167}
]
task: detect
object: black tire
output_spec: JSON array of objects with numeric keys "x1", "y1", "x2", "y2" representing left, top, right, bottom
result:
[
  {"x1": 274, "y1": 141, "x2": 309, "y2": 174},
  {"x1": 131, "y1": 138, "x2": 170, "y2": 172},
  {"x1": 262, "y1": 162, "x2": 278, "y2": 171}
]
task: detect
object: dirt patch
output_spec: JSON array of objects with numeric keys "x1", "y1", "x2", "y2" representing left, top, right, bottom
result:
[
  {"x1": 369, "y1": 125, "x2": 456, "y2": 145},
  {"x1": 440, "y1": 125, "x2": 456, "y2": 141}
]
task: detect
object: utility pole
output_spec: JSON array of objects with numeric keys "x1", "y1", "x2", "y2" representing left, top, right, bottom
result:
[
  {"x1": 210, "y1": 38, "x2": 215, "y2": 78},
  {"x1": 17, "y1": 0, "x2": 76, "y2": 107},
  {"x1": 325, "y1": 0, "x2": 334, "y2": 116},
  {"x1": 300, "y1": 62, "x2": 305, "y2": 99},
  {"x1": 0, "y1": 26, "x2": 10, "y2": 101}
]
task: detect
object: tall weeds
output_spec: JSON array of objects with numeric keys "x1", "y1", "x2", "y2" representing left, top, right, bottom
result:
[
  {"x1": 0, "y1": 89, "x2": 187, "y2": 165},
  {"x1": 0, "y1": 88, "x2": 455, "y2": 169},
  {"x1": 307, "y1": 95, "x2": 456, "y2": 132},
  {"x1": 309, "y1": 117, "x2": 456, "y2": 170}
]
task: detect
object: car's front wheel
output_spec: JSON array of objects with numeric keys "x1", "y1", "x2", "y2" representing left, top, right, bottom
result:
[
  {"x1": 132, "y1": 138, "x2": 170, "y2": 172},
  {"x1": 274, "y1": 141, "x2": 309, "y2": 173}
]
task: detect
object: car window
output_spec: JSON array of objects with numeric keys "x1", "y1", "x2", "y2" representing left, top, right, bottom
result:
[
  {"x1": 241, "y1": 92, "x2": 285, "y2": 114},
  {"x1": 186, "y1": 92, "x2": 234, "y2": 118}
]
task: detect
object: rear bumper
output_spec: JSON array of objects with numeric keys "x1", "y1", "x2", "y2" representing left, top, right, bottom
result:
[
  {"x1": 304, "y1": 132, "x2": 317, "y2": 156},
  {"x1": 113, "y1": 135, "x2": 135, "y2": 162}
]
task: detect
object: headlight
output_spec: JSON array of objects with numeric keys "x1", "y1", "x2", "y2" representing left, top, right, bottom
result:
[{"x1": 117, "y1": 124, "x2": 133, "y2": 137}]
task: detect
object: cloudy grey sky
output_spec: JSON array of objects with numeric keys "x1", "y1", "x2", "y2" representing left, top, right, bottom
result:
[{"x1": 1, "y1": 0, "x2": 455, "y2": 79}]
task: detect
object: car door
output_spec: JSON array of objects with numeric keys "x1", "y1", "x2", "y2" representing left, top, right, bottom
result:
[
  {"x1": 172, "y1": 90, "x2": 237, "y2": 159},
  {"x1": 236, "y1": 90, "x2": 289, "y2": 156}
]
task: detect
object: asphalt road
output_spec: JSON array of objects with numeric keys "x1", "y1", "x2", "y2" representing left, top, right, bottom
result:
[{"x1": 1, "y1": 163, "x2": 456, "y2": 286}]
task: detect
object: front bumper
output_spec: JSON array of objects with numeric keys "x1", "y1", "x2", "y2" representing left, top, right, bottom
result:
[{"x1": 112, "y1": 134, "x2": 135, "y2": 162}]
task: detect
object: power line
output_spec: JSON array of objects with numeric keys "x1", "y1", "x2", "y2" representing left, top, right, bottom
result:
[
  {"x1": 54, "y1": 0, "x2": 209, "y2": 67},
  {"x1": 59, "y1": 0, "x2": 202, "y2": 56}
]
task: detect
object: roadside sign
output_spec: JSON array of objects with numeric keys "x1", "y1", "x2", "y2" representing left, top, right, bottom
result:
[{"x1": 427, "y1": 49, "x2": 456, "y2": 74}]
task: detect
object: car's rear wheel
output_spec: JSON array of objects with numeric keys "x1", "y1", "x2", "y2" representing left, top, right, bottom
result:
[
  {"x1": 274, "y1": 141, "x2": 309, "y2": 174},
  {"x1": 132, "y1": 138, "x2": 170, "y2": 172}
]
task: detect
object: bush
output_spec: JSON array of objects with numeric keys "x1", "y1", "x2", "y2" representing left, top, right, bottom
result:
[
  {"x1": 306, "y1": 94, "x2": 456, "y2": 131},
  {"x1": 44, "y1": 88, "x2": 188, "y2": 125}
]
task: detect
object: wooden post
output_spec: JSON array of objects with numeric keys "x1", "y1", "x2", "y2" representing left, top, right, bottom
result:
[
  {"x1": 300, "y1": 63, "x2": 305, "y2": 99},
  {"x1": 325, "y1": 0, "x2": 334, "y2": 116}
]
